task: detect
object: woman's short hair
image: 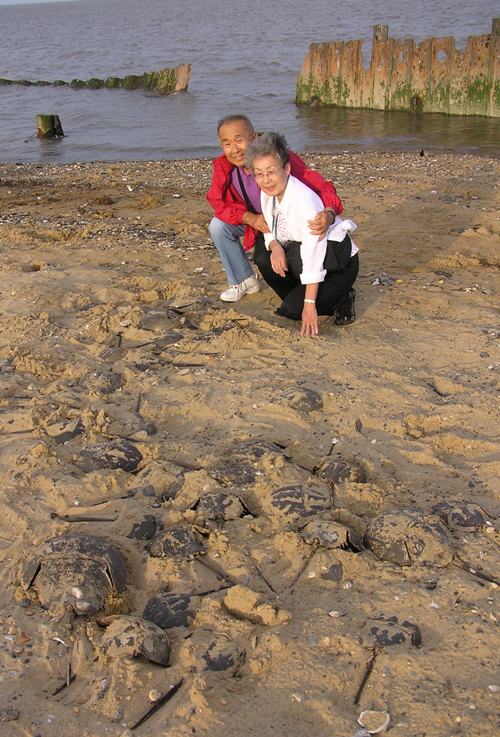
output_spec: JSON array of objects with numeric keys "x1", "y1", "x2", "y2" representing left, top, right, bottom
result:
[{"x1": 245, "y1": 132, "x2": 289, "y2": 170}]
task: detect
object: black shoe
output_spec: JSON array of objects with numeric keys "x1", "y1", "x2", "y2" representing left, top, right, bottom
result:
[{"x1": 334, "y1": 289, "x2": 356, "y2": 325}]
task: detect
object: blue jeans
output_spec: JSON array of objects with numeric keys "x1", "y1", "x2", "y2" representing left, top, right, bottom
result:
[{"x1": 209, "y1": 217, "x2": 254, "y2": 286}]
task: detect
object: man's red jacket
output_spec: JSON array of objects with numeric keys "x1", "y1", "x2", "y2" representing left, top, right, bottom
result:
[{"x1": 206, "y1": 152, "x2": 343, "y2": 252}]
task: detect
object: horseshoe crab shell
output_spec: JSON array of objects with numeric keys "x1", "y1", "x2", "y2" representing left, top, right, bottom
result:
[
  {"x1": 318, "y1": 459, "x2": 367, "y2": 485},
  {"x1": 300, "y1": 518, "x2": 363, "y2": 551},
  {"x1": 143, "y1": 591, "x2": 194, "y2": 629},
  {"x1": 363, "y1": 614, "x2": 422, "y2": 648},
  {"x1": 431, "y1": 500, "x2": 491, "y2": 531},
  {"x1": 79, "y1": 439, "x2": 143, "y2": 473},
  {"x1": 193, "y1": 492, "x2": 247, "y2": 523},
  {"x1": 233, "y1": 439, "x2": 285, "y2": 459},
  {"x1": 100, "y1": 615, "x2": 171, "y2": 665},
  {"x1": 365, "y1": 509, "x2": 452, "y2": 567},
  {"x1": 212, "y1": 462, "x2": 256, "y2": 487},
  {"x1": 202, "y1": 633, "x2": 245, "y2": 672},
  {"x1": 179, "y1": 630, "x2": 245, "y2": 674},
  {"x1": 271, "y1": 485, "x2": 331, "y2": 524},
  {"x1": 148, "y1": 525, "x2": 206, "y2": 560},
  {"x1": 20, "y1": 534, "x2": 127, "y2": 615},
  {"x1": 282, "y1": 386, "x2": 323, "y2": 413}
]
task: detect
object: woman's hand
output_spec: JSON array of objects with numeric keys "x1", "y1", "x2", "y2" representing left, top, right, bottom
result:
[
  {"x1": 269, "y1": 241, "x2": 288, "y2": 277},
  {"x1": 308, "y1": 209, "x2": 334, "y2": 237},
  {"x1": 301, "y1": 303, "x2": 319, "y2": 337}
]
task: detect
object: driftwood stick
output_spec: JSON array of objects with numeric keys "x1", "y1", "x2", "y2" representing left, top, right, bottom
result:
[
  {"x1": 131, "y1": 678, "x2": 184, "y2": 730},
  {"x1": 285, "y1": 542, "x2": 319, "y2": 591},
  {"x1": 453, "y1": 559, "x2": 499, "y2": 586},
  {"x1": 50, "y1": 512, "x2": 117, "y2": 523},
  {"x1": 353, "y1": 644, "x2": 382, "y2": 705}
]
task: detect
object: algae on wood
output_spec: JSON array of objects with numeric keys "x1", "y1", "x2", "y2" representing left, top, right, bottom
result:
[
  {"x1": 0, "y1": 63, "x2": 191, "y2": 96},
  {"x1": 296, "y1": 19, "x2": 500, "y2": 117},
  {"x1": 36, "y1": 114, "x2": 64, "y2": 138}
]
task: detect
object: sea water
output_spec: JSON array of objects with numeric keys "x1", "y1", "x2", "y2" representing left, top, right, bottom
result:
[{"x1": 0, "y1": 0, "x2": 498, "y2": 162}]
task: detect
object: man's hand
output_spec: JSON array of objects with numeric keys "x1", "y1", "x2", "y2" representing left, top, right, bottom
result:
[
  {"x1": 300, "y1": 303, "x2": 319, "y2": 337},
  {"x1": 308, "y1": 209, "x2": 334, "y2": 237},
  {"x1": 242, "y1": 212, "x2": 270, "y2": 233},
  {"x1": 269, "y1": 241, "x2": 288, "y2": 277}
]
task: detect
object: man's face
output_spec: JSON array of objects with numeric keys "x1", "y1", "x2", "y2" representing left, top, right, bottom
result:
[{"x1": 218, "y1": 120, "x2": 255, "y2": 167}]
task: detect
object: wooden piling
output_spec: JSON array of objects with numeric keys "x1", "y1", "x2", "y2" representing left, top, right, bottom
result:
[{"x1": 36, "y1": 114, "x2": 64, "y2": 138}]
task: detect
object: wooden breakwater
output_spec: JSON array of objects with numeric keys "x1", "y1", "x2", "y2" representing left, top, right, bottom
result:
[
  {"x1": 0, "y1": 63, "x2": 191, "y2": 96},
  {"x1": 296, "y1": 19, "x2": 500, "y2": 117}
]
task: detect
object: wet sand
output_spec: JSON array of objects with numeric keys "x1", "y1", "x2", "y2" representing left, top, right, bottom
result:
[{"x1": 0, "y1": 152, "x2": 499, "y2": 737}]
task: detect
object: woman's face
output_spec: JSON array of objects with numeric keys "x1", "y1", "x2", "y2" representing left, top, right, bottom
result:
[{"x1": 252, "y1": 154, "x2": 290, "y2": 199}]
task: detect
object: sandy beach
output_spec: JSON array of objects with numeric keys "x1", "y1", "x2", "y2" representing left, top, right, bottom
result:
[{"x1": 0, "y1": 151, "x2": 499, "y2": 737}]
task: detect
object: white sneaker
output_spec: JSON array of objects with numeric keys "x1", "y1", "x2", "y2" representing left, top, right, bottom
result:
[{"x1": 220, "y1": 275, "x2": 260, "y2": 302}]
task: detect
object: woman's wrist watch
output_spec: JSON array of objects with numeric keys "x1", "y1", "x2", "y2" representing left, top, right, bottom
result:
[{"x1": 304, "y1": 298, "x2": 316, "y2": 304}]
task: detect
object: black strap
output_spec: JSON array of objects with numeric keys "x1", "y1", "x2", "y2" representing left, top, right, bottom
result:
[{"x1": 236, "y1": 167, "x2": 257, "y2": 214}]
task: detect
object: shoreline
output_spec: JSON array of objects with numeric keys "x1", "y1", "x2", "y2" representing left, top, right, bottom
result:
[
  {"x1": 0, "y1": 151, "x2": 499, "y2": 736},
  {"x1": 1, "y1": 140, "x2": 499, "y2": 169}
]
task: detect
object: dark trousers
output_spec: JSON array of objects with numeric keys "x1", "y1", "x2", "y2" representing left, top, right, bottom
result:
[{"x1": 254, "y1": 235, "x2": 359, "y2": 320}]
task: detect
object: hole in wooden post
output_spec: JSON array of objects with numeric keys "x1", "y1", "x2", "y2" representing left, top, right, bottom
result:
[
  {"x1": 410, "y1": 95, "x2": 423, "y2": 112},
  {"x1": 437, "y1": 50, "x2": 447, "y2": 63}
]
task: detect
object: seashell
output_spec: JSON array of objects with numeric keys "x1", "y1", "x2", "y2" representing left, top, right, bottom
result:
[
  {"x1": 148, "y1": 689, "x2": 162, "y2": 702},
  {"x1": 358, "y1": 709, "x2": 390, "y2": 734}
]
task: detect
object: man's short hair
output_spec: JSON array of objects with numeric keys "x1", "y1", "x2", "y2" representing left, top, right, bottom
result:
[{"x1": 217, "y1": 115, "x2": 254, "y2": 135}]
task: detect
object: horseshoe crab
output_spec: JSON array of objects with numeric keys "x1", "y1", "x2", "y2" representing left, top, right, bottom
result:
[
  {"x1": 365, "y1": 509, "x2": 452, "y2": 567},
  {"x1": 148, "y1": 524, "x2": 235, "y2": 585},
  {"x1": 192, "y1": 492, "x2": 248, "y2": 525},
  {"x1": 127, "y1": 515, "x2": 158, "y2": 541},
  {"x1": 139, "y1": 308, "x2": 182, "y2": 332},
  {"x1": 81, "y1": 370, "x2": 123, "y2": 395},
  {"x1": 20, "y1": 534, "x2": 127, "y2": 616},
  {"x1": 79, "y1": 439, "x2": 142, "y2": 473},
  {"x1": 233, "y1": 439, "x2": 285, "y2": 459},
  {"x1": 431, "y1": 500, "x2": 491, "y2": 531},
  {"x1": 211, "y1": 462, "x2": 256, "y2": 487},
  {"x1": 179, "y1": 630, "x2": 245, "y2": 674},
  {"x1": 301, "y1": 517, "x2": 364, "y2": 551},
  {"x1": 288, "y1": 518, "x2": 362, "y2": 589},
  {"x1": 318, "y1": 459, "x2": 367, "y2": 485},
  {"x1": 362, "y1": 614, "x2": 422, "y2": 648},
  {"x1": 143, "y1": 591, "x2": 194, "y2": 629},
  {"x1": 282, "y1": 386, "x2": 323, "y2": 413},
  {"x1": 100, "y1": 615, "x2": 171, "y2": 665},
  {"x1": 270, "y1": 485, "x2": 331, "y2": 525},
  {"x1": 202, "y1": 633, "x2": 245, "y2": 672},
  {"x1": 148, "y1": 524, "x2": 206, "y2": 560}
]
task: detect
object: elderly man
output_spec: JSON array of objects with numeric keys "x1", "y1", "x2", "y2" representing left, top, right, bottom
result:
[{"x1": 206, "y1": 115, "x2": 343, "y2": 301}]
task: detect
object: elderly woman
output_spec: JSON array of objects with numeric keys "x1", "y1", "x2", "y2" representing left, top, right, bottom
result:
[{"x1": 246, "y1": 132, "x2": 359, "y2": 337}]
